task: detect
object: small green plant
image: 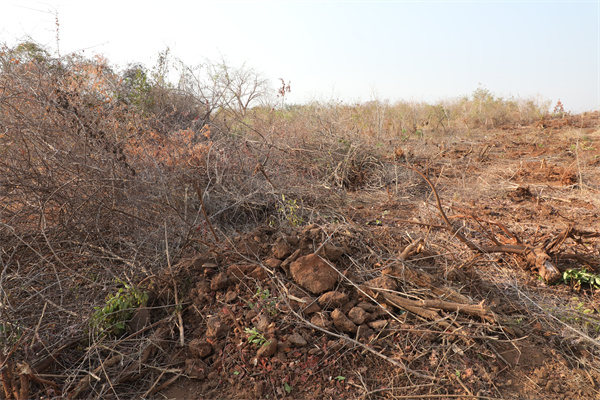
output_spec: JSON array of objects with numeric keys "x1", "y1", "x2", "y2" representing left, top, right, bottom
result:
[
  {"x1": 563, "y1": 268, "x2": 600, "y2": 290},
  {"x1": 284, "y1": 382, "x2": 293, "y2": 394},
  {"x1": 244, "y1": 327, "x2": 267, "y2": 346},
  {"x1": 334, "y1": 375, "x2": 346, "y2": 382},
  {"x1": 276, "y1": 194, "x2": 304, "y2": 227},
  {"x1": 248, "y1": 287, "x2": 278, "y2": 316},
  {"x1": 91, "y1": 280, "x2": 148, "y2": 336}
]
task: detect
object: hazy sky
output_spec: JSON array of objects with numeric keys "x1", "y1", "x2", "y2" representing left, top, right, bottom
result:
[{"x1": 1, "y1": 1, "x2": 598, "y2": 112}]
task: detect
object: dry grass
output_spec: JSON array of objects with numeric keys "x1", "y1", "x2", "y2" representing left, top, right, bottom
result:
[{"x1": 0, "y1": 41, "x2": 598, "y2": 399}]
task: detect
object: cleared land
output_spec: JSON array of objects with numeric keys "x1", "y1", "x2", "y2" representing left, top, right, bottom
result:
[{"x1": 1, "y1": 45, "x2": 599, "y2": 399}]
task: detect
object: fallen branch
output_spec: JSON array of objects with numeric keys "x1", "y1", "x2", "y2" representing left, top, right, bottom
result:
[
  {"x1": 67, "y1": 354, "x2": 123, "y2": 399},
  {"x1": 396, "y1": 163, "x2": 562, "y2": 283}
]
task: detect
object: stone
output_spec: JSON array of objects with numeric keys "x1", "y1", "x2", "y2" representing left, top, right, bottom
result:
[
  {"x1": 357, "y1": 301, "x2": 379, "y2": 313},
  {"x1": 272, "y1": 241, "x2": 293, "y2": 259},
  {"x1": 253, "y1": 382, "x2": 264, "y2": 398},
  {"x1": 185, "y1": 359, "x2": 209, "y2": 380},
  {"x1": 290, "y1": 254, "x2": 338, "y2": 294},
  {"x1": 317, "y1": 243, "x2": 344, "y2": 261},
  {"x1": 189, "y1": 339, "x2": 212, "y2": 359},
  {"x1": 301, "y1": 297, "x2": 321, "y2": 314},
  {"x1": 331, "y1": 309, "x2": 357, "y2": 333},
  {"x1": 206, "y1": 315, "x2": 229, "y2": 339},
  {"x1": 281, "y1": 249, "x2": 302, "y2": 269},
  {"x1": 318, "y1": 291, "x2": 349, "y2": 309},
  {"x1": 227, "y1": 264, "x2": 256, "y2": 279},
  {"x1": 210, "y1": 272, "x2": 230, "y2": 291},
  {"x1": 357, "y1": 324, "x2": 375, "y2": 340},
  {"x1": 364, "y1": 276, "x2": 398, "y2": 291},
  {"x1": 249, "y1": 266, "x2": 268, "y2": 281},
  {"x1": 224, "y1": 290, "x2": 237, "y2": 303},
  {"x1": 252, "y1": 313, "x2": 271, "y2": 333},
  {"x1": 264, "y1": 257, "x2": 282, "y2": 269},
  {"x1": 128, "y1": 308, "x2": 150, "y2": 333},
  {"x1": 347, "y1": 307, "x2": 367, "y2": 325},
  {"x1": 310, "y1": 312, "x2": 333, "y2": 330},
  {"x1": 368, "y1": 320, "x2": 389, "y2": 330},
  {"x1": 288, "y1": 332, "x2": 307, "y2": 347},
  {"x1": 257, "y1": 339, "x2": 278, "y2": 358}
]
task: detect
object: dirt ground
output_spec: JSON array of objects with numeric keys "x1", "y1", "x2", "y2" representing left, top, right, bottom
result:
[
  {"x1": 2, "y1": 113, "x2": 598, "y2": 400},
  {"x1": 153, "y1": 113, "x2": 600, "y2": 399}
]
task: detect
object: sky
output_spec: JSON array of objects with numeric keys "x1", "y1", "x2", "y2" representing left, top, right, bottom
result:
[{"x1": 1, "y1": 0, "x2": 598, "y2": 112}]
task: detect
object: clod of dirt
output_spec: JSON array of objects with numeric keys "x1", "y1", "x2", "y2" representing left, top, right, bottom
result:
[
  {"x1": 206, "y1": 315, "x2": 229, "y2": 339},
  {"x1": 257, "y1": 339, "x2": 278, "y2": 358},
  {"x1": 272, "y1": 241, "x2": 293, "y2": 259},
  {"x1": 288, "y1": 332, "x2": 307, "y2": 347},
  {"x1": 210, "y1": 272, "x2": 230, "y2": 291},
  {"x1": 311, "y1": 312, "x2": 334, "y2": 330},
  {"x1": 185, "y1": 359, "x2": 209, "y2": 380},
  {"x1": 189, "y1": 339, "x2": 213, "y2": 359},
  {"x1": 290, "y1": 253, "x2": 338, "y2": 294},
  {"x1": 318, "y1": 291, "x2": 349, "y2": 309},
  {"x1": 331, "y1": 308, "x2": 357, "y2": 333},
  {"x1": 364, "y1": 276, "x2": 398, "y2": 291},
  {"x1": 347, "y1": 306, "x2": 367, "y2": 325}
]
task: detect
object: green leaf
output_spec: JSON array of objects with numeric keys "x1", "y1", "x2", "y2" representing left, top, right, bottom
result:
[{"x1": 284, "y1": 382, "x2": 292, "y2": 393}]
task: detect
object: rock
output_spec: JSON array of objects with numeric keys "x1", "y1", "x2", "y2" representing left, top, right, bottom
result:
[
  {"x1": 310, "y1": 312, "x2": 333, "y2": 330},
  {"x1": 364, "y1": 276, "x2": 398, "y2": 291},
  {"x1": 128, "y1": 308, "x2": 150, "y2": 333},
  {"x1": 264, "y1": 257, "x2": 282, "y2": 269},
  {"x1": 348, "y1": 307, "x2": 367, "y2": 325},
  {"x1": 257, "y1": 339, "x2": 278, "y2": 358},
  {"x1": 227, "y1": 264, "x2": 256, "y2": 279},
  {"x1": 189, "y1": 339, "x2": 212, "y2": 359},
  {"x1": 341, "y1": 299, "x2": 356, "y2": 314},
  {"x1": 288, "y1": 332, "x2": 307, "y2": 347},
  {"x1": 368, "y1": 320, "x2": 389, "y2": 330},
  {"x1": 301, "y1": 297, "x2": 321, "y2": 314},
  {"x1": 210, "y1": 272, "x2": 230, "y2": 291},
  {"x1": 185, "y1": 359, "x2": 209, "y2": 380},
  {"x1": 253, "y1": 382, "x2": 264, "y2": 398},
  {"x1": 317, "y1": 243, "x2": 344, "y2": 261},
  {"x1": 357, "y1": 301, "x2": 379, "y2": 313},
  {"x1": 290, "y1": 254, "x2": 338, "y2": 294},
  {"x1": 331, "y1": 309, "x2": 357, "y2": 333},
  {"x1": 252, "y1": 313, "x2": 271, "y2": 333},
  {"x1": 307, "y1": 228, "x2": 322, "y2": 240},
  {"x1": 318, "y1": 291, "x2": 349, "y2": 309},
  {"x1": 249, "y1": 266, "x2": 267, "y2": 281},
  {"x1": 272, "y1": 241, "x2": 293, "y2": 259},
  {"x1": 357, "y1": 324, "x2": 374, "y2": 339},
  {"x1": 281, "y1": 248, "x2": 302, "y2": 269},
  {"x1": 206, "y1": 315, "x2": 229, "y2": 339},
  {"x1": 207, "y1": 371, "x2": 219, "y2": 382},
  {"x1": 224, "y1": 290, "x2": 237, "y2": 303}
]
